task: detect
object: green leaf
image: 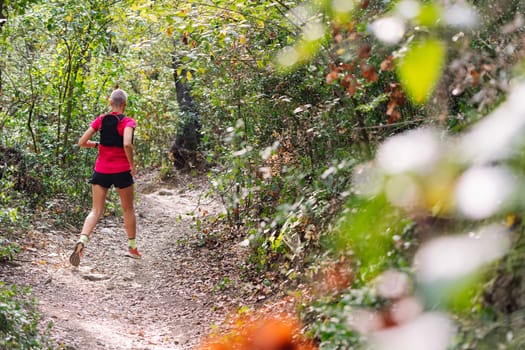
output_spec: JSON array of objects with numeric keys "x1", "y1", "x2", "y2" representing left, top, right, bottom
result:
[
  {"x1": 332, "y1": 195, "x2": 406, "y2": 281},
  {"x1": 417, "y1": 3, "x2": 442, "y2": 27},
  {"x1": 397, "y1": 38, "x2": 446, "y2": 104},
  {"x1": 355, "y1": 93, "x2": 390, "y2": 113},
  {"x1": 418, "y1": 272, "x2": 484, "y2": 313}
]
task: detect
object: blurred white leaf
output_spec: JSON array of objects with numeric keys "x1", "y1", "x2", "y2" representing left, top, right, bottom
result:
[
  {"x1": 455, "y1": 166, "x2": 514, "y2": 219},
  {"x1": 238, "y1": 239, "x2": 250, "y2": 247},
  {"x1": 347, "y1": 308, "x2": 385, "y2": 334},
  {"x1": 390, "y1": 297, "x2": 424, "y2": 324},
  {"x1": 332, "y1": 0, "x2": 355, "y2": 13},
  {"x1": 414, "y1": 224, "x2": 511, "y2": 284},
  {"x1": 352, "y1": 161, "x2": 384, "y2": 197},
  {"x1": 286, "y1": 4, "x2": 315, "y2": 27},
  {"x1": 459, "y1": 82, "x2": 525, "y2": 164},
  {"x1": 443, "y1": 3, "x2": 479, "y2": 29},
  {"x1": 321, "y1": 166, "x2": 337, "y2": 179},
  {"x1": 258, "y1": 167, "x2": 272, "y2": 179},
  {"x1": 233, "y1": 146, "x2": 252, "y2": 157},
  {"x1": 396, "y1": 0, "x2": 420, "y2": 20},
  {"x1": 260, "y1": 146, "x2": 273, "y2": 160},
  {"x1": 371, "y1": 17, "x2": 406, "y2": 44},
  {"x1": 293, "y1": 104, "x2": 312, "y2": 114},
  {"x1": 385, "y1": 174, "x2": 422, "y2": 209},
  {"x1": 375, "y1": 270, "x2": 411, "y2": 299},
  {"x1": 377, "y1": 129, "x2": 442, "y2": 175},
  {"x1": 276, "y1": 47, "x2": 300, "y2": 68},
  {"x1": 370, "y1": 312, "x2": 454, "y2": 350},
  {"x1": 303, "y1": 22, "x2": 325, "y2": 41}
]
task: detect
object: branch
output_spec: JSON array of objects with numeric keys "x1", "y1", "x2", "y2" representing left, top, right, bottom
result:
[
  {"x1": 351, "y1": 116, "x2": 447, "y2": 131},
  {"x1": 189, "y1": 1, "x2": 293, "y2": 34}
]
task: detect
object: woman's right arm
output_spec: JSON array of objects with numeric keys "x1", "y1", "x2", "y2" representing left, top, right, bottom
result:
[{"x1": 78, "y1": 127, "x2": 98, "y2": 148}]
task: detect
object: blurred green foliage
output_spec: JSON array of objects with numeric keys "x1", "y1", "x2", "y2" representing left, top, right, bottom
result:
[
  {"x1": 0, "y1": 283, "x2": 54, "y2": 349},
  {"x1": 0, "y1": 237, "x2": 20, "y2": 262},
  {"x1": 332, "y1": 195, "x2": 412, "y2": 280}
]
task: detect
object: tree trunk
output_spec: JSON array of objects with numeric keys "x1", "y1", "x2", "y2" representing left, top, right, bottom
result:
[
  {"x1": 353, "y1": 97, "x2": 372, "y2": 158},
  {"x1": 61, "y1": 63, "x2": 79, "y2": 165},
  {"x1": 0, "y1": 0, "x2": 4, "y2": 28},
  {"x1": 0, "y1": 0, "x2": 6, "y2": 95},
  {"x1": 27, "y1": 62, "x2": 38, "y2": 153},
  {"x1": 170, "y1": 40, "x2": 201, "y2": 170}
]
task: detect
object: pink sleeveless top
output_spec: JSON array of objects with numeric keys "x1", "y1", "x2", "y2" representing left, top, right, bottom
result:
[{"x1": 90, "y1": 112, "x2": 136, "y2": 174}]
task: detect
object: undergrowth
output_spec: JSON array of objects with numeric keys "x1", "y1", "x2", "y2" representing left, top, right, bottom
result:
[{"x1": 0, "y1": 283, "x2": 54, "y2": 349}]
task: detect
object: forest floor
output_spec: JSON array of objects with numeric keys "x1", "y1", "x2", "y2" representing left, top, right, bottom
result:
[{"x1": 0, "y1": 170, "x2": 270, "y2": 350}]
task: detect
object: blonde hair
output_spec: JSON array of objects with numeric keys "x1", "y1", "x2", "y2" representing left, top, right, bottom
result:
[{"x1": 110, "y1": 88, "x2": 127, "y2": 108}]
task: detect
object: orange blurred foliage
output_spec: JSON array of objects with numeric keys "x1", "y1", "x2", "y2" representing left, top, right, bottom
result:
[
  {"x1": 198, "y1": 315, "x2": 317, "y2": 350},
  {"x1": 314, "y1": 256, "x2": 354, "y2": 295}
]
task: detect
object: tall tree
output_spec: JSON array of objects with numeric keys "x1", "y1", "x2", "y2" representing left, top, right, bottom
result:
[
  {"x1": 0, "y1": 0, "x2": 5, "y2": 95},
  {"x1": 170, "y1": 39, "x2": 201, "y2": 170}
]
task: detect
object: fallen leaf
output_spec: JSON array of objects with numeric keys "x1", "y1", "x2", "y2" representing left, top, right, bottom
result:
[
  {"x1": 358, "y1": 43, "x2": 372, "y2": 59},
  {"x1": 362, "y1": 64, "x2": 378, "y2": 83},
  {"x1": 380, "y1": 56, "x2": 395, "y2": 71}
]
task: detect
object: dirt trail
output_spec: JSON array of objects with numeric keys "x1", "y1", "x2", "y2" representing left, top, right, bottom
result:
[{"x1": 1, "y1": 172, "x2": 252, "y2": 350}]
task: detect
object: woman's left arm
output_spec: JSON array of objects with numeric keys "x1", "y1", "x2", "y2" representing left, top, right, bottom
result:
[
  {"x1": 123, "y1": 126, "x2": 136, "y2": 176},
  {"x1": 78, "y1": 127, "x2": 98, "y2": 148}
]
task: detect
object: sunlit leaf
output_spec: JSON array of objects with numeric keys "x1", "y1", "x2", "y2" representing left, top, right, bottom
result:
[
  {"x1": 276, "y1": 20, "x2": 325, "y2": 71},
  {"x1": 416, "y1": 3, "x2": 442, "y2": 27},
  {"x1": 175, "y1": 10, "x2": 188, "y2": 18},
  {"x1": 331, "y1": 0, "x2": 356, "y2": 24},
  {"x1": 147, "y1": 13, "x2": 158, "y2": 22},
  {"x1": 276, "y1": 39, "x2": 322, "y2": 71},
  {"x1": 397, "y1": 38, "x2": 446, "y2": 104},
  {"x1": 332, "y1": 0, "x2": 356, "y2": 14}
]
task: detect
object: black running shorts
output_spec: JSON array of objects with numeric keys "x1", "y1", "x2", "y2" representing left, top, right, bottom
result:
[{"x1": 89, "y1": 171, "x2": 134, "y2": 189}]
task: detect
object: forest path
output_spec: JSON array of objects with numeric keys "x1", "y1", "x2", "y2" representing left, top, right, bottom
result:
[{"x1": 1, "y1": 171, "x2": 251, "y2": 350}]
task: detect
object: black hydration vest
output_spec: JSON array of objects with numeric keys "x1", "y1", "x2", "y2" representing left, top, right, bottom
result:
[{"x1": 99, "y1": 114, "x2": 124, "y2": 147}]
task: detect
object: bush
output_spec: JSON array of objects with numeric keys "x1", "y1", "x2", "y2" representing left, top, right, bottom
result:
[
  {"x1": 0, "y1": 237, "x2": 20, "y2": 262},
  {"x1": 0, "y1": 283, "x2": 54, "y2": 349}
]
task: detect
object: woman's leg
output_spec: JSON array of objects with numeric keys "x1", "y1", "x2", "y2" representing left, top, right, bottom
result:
[
  {"x1": 80, "y1": 184, "x2": 109, "y2": 238},
  {"x1": 116, "y1": 184, "x2": 136, "y2": 240},
  {"x1": 70, "y1": 184, "x2": 108, "y2": 266},
  {"x1": 116, "y1": 184, "x2": 140, "y2": 258}
]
